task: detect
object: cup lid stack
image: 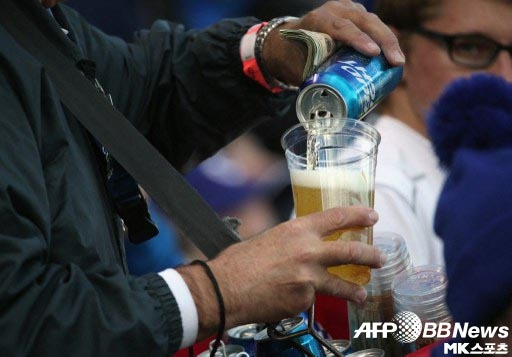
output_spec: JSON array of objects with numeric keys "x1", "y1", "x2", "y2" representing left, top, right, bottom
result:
[
  {"x1": 391, "y1": 265, "x2": 451, "y2": 322},
  {"x1": 366, "y1": 232, "x2": 412, "y2": 296}
]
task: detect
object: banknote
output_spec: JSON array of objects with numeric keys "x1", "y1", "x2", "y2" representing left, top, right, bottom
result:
[{"x1": 279, "y1": 29, "x2": 337, "y2": 80}]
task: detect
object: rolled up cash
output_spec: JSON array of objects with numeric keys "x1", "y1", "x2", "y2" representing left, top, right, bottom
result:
[{"x1": 279, "y1": 29, "x2": 337, "y2": 80}]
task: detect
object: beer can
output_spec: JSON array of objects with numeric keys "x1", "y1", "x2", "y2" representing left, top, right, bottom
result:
[
  {"x1": 227, "y1": 323, "x2": 265, "y2": 356},
  {"x1": 296, "y1": 48, "x2": 403, "y2": 122},
  {"x1": 323, "y1": 339, "x2": 351, "y2": 356},
  {"x1": 298, "y1": 311, "x2": 331, "y2": 340},
  {"x1": 345, "y1": 348, "x2": 385, "y2": 357},
  {"x1": 197, "y1": 344, "x2": 245, "y2": 357},
  {"x1": 254, "y1": 317, "x2": 326, "y2": 356}
]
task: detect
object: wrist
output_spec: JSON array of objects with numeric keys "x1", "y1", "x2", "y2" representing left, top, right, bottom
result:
[
  {"x1": 261, "y1": 18, "x2": 305, "y2": 87},
  {"x1": 240, "y1": 17, "x2": 300, "y2": 92},
  {"x1": 177, "y1": 264, "x2": 219, "y2": 340},
  {"x1": 206, "y1": 258, "x2": 242, "y2": 329}
]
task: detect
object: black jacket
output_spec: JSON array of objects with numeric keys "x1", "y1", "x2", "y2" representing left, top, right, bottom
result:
[{"x1": 0, "y1": 2, "x2": 292, "y2": 356}]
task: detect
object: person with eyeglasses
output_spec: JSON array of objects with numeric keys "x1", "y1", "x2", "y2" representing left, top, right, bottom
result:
[{"x1": 363, "y1": 0, "x2": 512, "y2": 267}]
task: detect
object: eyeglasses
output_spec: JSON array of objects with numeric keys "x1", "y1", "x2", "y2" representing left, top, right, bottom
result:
[{"x1": 411, "y1": 27, "x2": 512, "y2": 69}]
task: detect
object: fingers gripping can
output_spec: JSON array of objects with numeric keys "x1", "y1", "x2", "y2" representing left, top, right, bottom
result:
[{"x1": 296, "y1": 48, "x2": 403, "y2": 122}]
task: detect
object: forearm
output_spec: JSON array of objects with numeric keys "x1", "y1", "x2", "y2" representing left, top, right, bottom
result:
[
  {"x1": 65, "y1": 7, "x2": 294, "y2": 169},
  {"x1": 139, "y1": 18, "x2": 295, "y2": 167},
  {"x1": 262, "y1": 21, "x2": 307, "y2": 87}
]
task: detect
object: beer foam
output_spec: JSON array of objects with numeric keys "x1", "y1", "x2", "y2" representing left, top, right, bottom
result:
[{"x1": 290, "y1": 168, "x2": 369, "y2": 192}]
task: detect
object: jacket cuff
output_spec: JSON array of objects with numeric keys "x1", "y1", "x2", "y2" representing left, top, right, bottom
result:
[
  {"x1": 157, "y1": 268, "x2": 199, "y2": 348},
  {"x1": 145, "y1": 273, "x2": 186, "y2": 353}
]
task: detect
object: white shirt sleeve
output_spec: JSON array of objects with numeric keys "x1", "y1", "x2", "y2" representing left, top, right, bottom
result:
[
  {"x1": 158, "y1": 268, "x2": 198, "y2": 349},
  {"x1": 374, "y1": 185, "x2": 444, "y2": 266}
]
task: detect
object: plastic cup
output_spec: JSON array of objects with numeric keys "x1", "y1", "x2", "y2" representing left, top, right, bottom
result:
[
  {"x1": 392, "y1": 265, "x2": 452, "y2": 351},
  {"x1": 281, "y1": 118, "x2": 380, "y2": 285},
  {"x1": 348, "y1": 232, "x2": 412, "y2": 354}
]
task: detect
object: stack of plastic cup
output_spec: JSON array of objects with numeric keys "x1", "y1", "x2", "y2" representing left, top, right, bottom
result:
[
  {"x1": 391, "y1": 265, "x2": 452, "y2": 352},
  {"x1": 348, "y1": 232, "x2": 412, "y2": 355}
]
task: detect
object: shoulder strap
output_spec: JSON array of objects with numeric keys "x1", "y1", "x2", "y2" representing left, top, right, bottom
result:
[{"x1": 0, "y1": 0, "x2": 240, "y2": 259}]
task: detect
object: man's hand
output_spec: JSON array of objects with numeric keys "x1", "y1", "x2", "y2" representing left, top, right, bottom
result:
[
  {"x1": 178, "y1": 206, "x2": 385, "y2": 341},
  {"x1": 262, "y1": 0, "x2": 405, "y2": 86}
]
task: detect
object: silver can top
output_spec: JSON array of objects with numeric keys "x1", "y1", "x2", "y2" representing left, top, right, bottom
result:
[
  {"x1": 296, "y1": 84, "x2": 347, "y2": 123},
  {"x1": 197, "y1": 341, "x2": 245, "y2": 357},
  {"x1": 197, "y1": 345, "x2": 245, "y2": 357},
  {"x1": 345, "y1": 348, "x2": 385, "y2": 357},
  {"x1": 277, "y1": 316, "x2": 304, "y2": 333},
  {"x1": 324, "y1": 339, "x2": 351, "y2": 356},
  {"x1": 227, "y1": 323, "x2": 264, "y2": 339}
]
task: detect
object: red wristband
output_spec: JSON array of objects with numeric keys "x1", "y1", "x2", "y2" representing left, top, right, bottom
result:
[{"x1": 240, "y1": 22, "x2": 284, "y2": 94}]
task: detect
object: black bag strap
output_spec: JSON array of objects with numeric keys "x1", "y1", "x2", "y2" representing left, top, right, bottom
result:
[{"x1": 0, "y1": 0, "x2": 240, "y2": 259}]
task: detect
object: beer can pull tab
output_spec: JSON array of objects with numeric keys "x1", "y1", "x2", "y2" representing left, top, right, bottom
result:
[
  {"x1": 199, "y1": 340, "x2": 245, "y2": 356},
  {"x1": 297, "y1": 85, "x2": 346, "y2": 122}
]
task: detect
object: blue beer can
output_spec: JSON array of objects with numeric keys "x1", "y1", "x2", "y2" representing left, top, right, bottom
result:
[
  {"x1": 296, "y1": 48, "x2": 403, "y2": 122},
  {"x1": 227, "y1": 323, "x2": 265, "y2": 357},
  {"x1": 298, "y1": 311, "x2": 331, "y2": 340},
  {"x1": 254, "y1": 317, "x2": 326, "y2": 357}
]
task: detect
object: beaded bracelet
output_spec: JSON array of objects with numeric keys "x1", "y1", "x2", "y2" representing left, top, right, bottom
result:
[
  {"x1": 240, "y1": 17, "x2": 299, "y2": 93},
  {"x1": 254, "y1": 16, "x2": 299, "y2": 92}
]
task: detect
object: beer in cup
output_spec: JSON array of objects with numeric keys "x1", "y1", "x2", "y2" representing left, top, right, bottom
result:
[{"x1": 281, "y1": 118, "x2": 380, "y2": 285}]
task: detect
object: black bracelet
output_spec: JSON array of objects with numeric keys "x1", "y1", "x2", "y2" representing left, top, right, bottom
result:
[{"x1": 191, "y1": 260, "x2": 225, "y2": 357}]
